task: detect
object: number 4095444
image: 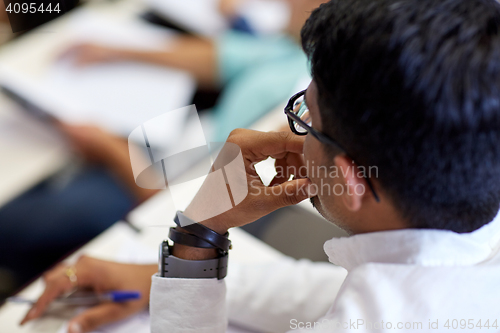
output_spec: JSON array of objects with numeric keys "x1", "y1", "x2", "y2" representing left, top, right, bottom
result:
[{"x1": 5, "y1": 2, "x2": 61, "y2": 14}]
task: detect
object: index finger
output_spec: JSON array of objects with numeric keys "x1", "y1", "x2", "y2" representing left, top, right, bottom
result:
[
  {"x1": 20, "y1": 274, "x2": 73, "y2": 325},
  {"x1": 228, "y1": 129, "x2": 305, "y2": 162}
]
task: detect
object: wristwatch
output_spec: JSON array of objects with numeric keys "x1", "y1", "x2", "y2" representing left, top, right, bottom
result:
[{"x1": 158, "y1": 240, "x2": 228, "y2": 280}]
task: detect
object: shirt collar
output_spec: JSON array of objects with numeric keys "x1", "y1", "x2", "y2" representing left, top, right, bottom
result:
[{"x1": 324, "y1": 211, "x2": 500, "y2": 271}]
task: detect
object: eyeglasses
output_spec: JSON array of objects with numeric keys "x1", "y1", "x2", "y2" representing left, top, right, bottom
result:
[{"x1": 284, "y1": 90, "x2": 380, "y2": 202}]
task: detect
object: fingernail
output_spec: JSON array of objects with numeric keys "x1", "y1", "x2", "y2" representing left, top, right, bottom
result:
[{"x1": 69, "y1": 322, "x2": 82, "y2": 333}]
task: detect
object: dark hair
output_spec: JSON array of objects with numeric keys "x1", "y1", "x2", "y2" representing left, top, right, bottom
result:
[{"x1": 302, "y1": 0, "x2": 500, "y2": 233}]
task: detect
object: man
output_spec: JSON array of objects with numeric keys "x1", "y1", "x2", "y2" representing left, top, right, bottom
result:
[
  {"x1": 22, "y1": 0, "x2": 500, "y2": 332},
  {"x1": 150, "y1": 0, "x2": 500, "y2": 330}
]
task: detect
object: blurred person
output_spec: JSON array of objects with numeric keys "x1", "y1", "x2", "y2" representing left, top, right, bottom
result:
[
  {"x1": 60, "y1": 0, "x2": 326, "y2": 142},
  {"x1": 21, "y1": 0, "x2": 500, "y2": 332},
  {"x1": 0, "y1": 123, "x2": 157, "y2": 288}
]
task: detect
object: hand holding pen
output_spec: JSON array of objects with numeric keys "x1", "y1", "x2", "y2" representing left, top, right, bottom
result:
[
  {"x1": 9, "y1": 290, "x2": 141, "y2": 306},
  {"x1": 20, "y1": 256, "x2": 158, "y2": 333}
]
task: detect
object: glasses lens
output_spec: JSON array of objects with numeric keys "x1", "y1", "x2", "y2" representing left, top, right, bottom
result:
[{"x1": 292, "y1": 95, "x2": 311, "y2": 134}]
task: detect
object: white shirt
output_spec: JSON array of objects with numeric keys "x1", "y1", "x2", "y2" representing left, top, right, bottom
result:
[{"x1": 150, "y1": 212, "x2": 500, "y2": 332}]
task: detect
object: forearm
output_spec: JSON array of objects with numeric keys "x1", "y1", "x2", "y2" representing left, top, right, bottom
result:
[{"x1": 117, "y1": 37, "x2": 218, "y2": 89}]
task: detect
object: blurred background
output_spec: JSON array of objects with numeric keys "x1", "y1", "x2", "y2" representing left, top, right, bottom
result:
[{"x1": 0, "y1": 0, "x2": 347, "y2": 303}]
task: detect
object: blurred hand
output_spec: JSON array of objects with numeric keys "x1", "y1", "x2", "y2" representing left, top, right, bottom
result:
[
  {"x1": 58, "y1": 122, "x2": 159, "y2": 203},
  {"x1": 58, "y1": 123, "x2": 125, "y2": 165},
  {"x1": 20, "y1": 256, "x2": 157, "y2": 333},
  {"x1": 185, "y1": 129, "x2": 316, "y2": 234},
  {"x1": 61, "y1": 43, "x2": 125, "y2": 67}
]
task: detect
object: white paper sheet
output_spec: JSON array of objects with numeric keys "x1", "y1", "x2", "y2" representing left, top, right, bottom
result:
[
  {"x1": 0, "y1": 12, "x2": 195, "y2": 136},
  {"x1": 57, "y1": 310, "x2": 151, "y2": 333}
]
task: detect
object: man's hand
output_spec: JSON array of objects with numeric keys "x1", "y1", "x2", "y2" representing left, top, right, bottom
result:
[
  {"x1": 185, "y1": 129, "x2": 315, "y2": 234},
  {"x1": 59, "y1": 123, "x2": 158, "y2": 203},
  {"x1": 20, "y1": 256, "x2": 157, "y2": 333}
]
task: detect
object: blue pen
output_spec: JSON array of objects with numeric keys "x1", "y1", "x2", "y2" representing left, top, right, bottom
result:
[{"x1": 7, "y1": 290, "x2": 141, "y2": 306}]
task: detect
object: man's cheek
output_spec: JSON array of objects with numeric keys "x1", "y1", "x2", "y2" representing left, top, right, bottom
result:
[{"x1": 302, "y1": 137, "x2": 314, "y2": 177}]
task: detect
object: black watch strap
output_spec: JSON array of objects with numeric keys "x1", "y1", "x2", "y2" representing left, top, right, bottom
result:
[
  {"x1": 174, "y1": 211, "x2": 231, "y2": 253},
  {"x1": 159, "y1": 241, "x2": 228, "y2": 280},
  {"x1": 168, "y1": 227, "x2": 216, "y2": 249}
]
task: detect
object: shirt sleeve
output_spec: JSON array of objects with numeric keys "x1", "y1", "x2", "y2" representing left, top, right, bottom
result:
[
  {"x1": 150, "y1": 275, "x2": 228, "y2": 333},
  {"x1": 226, "y1": 257, "x2": 347, "y2": 333},
  {"x1": 150, "y1": 258, "x2": 347, "y2": 333}
]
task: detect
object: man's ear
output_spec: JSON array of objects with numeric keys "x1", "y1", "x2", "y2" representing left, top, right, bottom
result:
[{"x1": 333, "y1": 155, "x2": 369, "y2": 212}]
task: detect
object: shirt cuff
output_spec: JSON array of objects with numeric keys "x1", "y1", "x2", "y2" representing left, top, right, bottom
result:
[{"x1": 150, "y1": 274, "x2": 228, "y2": 333}]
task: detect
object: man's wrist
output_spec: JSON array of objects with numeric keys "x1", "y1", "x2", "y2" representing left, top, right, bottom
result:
[
  {"x1": 171, "y1": 242, "x2": 219, "y2": 260},
  {"x1": 170, "y1": 211, "x2": 231, "y2": 261}
]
